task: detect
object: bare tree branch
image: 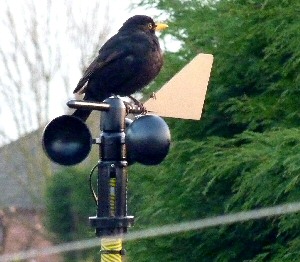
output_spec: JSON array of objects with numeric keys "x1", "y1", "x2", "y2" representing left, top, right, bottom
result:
[{"x1": 0, "y1": 0, "x2": 113, "y2": 252}]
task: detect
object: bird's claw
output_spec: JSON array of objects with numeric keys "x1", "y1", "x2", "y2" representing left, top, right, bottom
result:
[
  {"x1": 124, "y1": 101, "x2": 134, "y2": 114},
  {"x1": 150, "y1": 92, "x2": 156, "y2": 100},
  {"x1": 124, "y1": 101, "x2": 148, "y2": 115},
  {"x1": 137, "y1": 102, "x2": 148, "y2": 115},
  {"x1": 125, "y1": 96, "x2": 148, "y2": 115}
]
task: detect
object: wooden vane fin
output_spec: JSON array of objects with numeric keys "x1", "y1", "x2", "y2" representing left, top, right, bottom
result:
[{"x1": 144, "y1": 53, "x2": 214, "y2": 120}]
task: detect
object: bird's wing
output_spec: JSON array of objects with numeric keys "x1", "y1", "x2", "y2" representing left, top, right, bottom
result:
[{"x1": 73, "y1": 51, "x2": 121, "y2": 94}]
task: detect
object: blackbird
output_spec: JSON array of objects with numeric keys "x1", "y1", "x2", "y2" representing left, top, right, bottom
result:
[{"x1": 72, "y1": 15, "x2": 168, "y2": 121}]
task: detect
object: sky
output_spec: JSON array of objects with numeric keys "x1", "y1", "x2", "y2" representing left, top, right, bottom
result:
[{"x1": 0, "y1": 0, "x2": 166, "y2": 145}]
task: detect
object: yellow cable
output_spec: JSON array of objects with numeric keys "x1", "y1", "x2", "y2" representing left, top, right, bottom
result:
[{"x1": 110, "y1": 178, "x2": 116, "y2": 216}]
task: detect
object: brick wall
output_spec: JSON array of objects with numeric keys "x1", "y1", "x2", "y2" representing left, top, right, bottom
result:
[{"x1": 0, "y1": 207, "x2": 62, "y2": 262}]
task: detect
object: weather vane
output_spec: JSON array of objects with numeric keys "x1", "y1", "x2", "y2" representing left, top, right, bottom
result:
[{"x1": 42, "y1": 14, "x2": 213, "y2": 262}]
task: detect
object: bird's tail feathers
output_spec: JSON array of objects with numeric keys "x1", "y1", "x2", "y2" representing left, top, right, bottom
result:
[
  {"x1": 73, "y1": 78, "x2": 88, "y2": 94},
  {"x1": 72, "y1": 109, "x2": 91, "y2": 122}
]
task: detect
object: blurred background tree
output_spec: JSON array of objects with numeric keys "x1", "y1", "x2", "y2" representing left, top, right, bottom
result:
[
  {"x1": 126, "y1": 0, "x2": 300, "y2": 261},
  {"x1": 0, "y1": 0, "x2": 112, "y2": 257},
  {"x1": 46, "y1": 167, "x2": 98, "y2": 261}
]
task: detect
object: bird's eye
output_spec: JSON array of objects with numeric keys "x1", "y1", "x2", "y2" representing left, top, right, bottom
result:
[{"x1": 147, "y1": 23, "x2": 153, "y2": 29}]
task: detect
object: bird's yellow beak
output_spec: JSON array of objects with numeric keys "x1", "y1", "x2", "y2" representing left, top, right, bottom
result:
[{"x1": 155, "y1": 23, "x2": 168, "y2": 31}]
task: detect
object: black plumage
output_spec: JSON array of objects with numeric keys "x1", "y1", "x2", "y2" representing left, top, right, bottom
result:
[{"x1": 72, "y1": 15, "x2": 168, "y2": 121}]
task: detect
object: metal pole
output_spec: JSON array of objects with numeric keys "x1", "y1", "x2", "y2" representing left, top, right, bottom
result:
[
  {"x1": 89, "y1": 97, "x2": 134, "y2": 261},
  {"x1": 43, "y1": 98, "x2": 169, "y2": 260}
]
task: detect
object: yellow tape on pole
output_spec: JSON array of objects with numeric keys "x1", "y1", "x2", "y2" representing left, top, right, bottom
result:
[{"x1": 101, "y1": 238, "x2": 123, "y2": 262}]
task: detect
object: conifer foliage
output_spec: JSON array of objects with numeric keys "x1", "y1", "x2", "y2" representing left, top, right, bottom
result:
[{"x1": 126, "y1": 0, "x2": 300, "y2": 261}]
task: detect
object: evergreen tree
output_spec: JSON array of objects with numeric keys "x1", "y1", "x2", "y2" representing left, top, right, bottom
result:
[
  {"x1": 46, "y1": 167, "x2": 98, "y2": 261},
  {"x1": 125, "y1": 0, "x2": 300, "y2": 261}
]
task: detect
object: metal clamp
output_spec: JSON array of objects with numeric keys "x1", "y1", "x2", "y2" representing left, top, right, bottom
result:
[{"x1": 100, "y1": 249, "x2": 126, "y2": 255}]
